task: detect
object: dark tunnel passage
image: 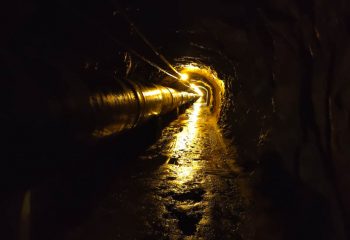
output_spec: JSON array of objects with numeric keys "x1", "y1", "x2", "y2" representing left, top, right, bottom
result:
[{"x1": 2, "y1": 0, "x2": 350, "y2": 240}]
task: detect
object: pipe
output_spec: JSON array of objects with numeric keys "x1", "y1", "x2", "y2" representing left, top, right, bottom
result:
[
  {"x1": 85, "y1": 81, "x2": 199, "y2": 139},
  {"x1": 5, "y1": 75, "x2": 198, "y2": 147}
]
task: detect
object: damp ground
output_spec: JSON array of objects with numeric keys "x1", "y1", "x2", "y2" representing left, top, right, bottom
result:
[{"x1": 64, "y1": 100, "x2": 253, "y2": 240}]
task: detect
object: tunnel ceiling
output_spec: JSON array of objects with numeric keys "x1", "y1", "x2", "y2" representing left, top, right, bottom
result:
[{"x1": 118, "y1": 0, "x2": 245, "y2": 74}]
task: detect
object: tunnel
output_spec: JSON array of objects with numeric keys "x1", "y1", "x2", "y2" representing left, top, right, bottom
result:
[{"x1": 2, "y1": 1, "x2": 350, "y2": 239}]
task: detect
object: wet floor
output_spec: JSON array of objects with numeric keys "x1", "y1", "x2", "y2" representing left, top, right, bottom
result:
[{"x1": 65, "y1": 100, "x2": 252, "y2": 240}]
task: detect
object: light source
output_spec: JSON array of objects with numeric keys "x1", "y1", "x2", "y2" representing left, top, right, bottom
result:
[{"x1": 180, "y1": 73, "x2": 189, "y2": 81}]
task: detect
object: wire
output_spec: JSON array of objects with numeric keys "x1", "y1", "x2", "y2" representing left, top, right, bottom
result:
[
  {"x1": 118, "y1": 11, "x2": 182, "y2": 78},
  {"x1": 51, "y1": 2, "x2": 179, "y2": 81},
  {"x1": 110, "y1": 37, "x2": 179, "y2": 80}
]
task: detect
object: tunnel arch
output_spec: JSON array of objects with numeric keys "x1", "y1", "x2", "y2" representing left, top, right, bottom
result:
[
  {"x1": 176, "y1": 63, "x2": 225, "y2": 119},
  {"x1": 196, "y1": 85, "x2": 210, "y2": 106},
  {"x1": 190, "y1": 80, "x2": 212, "y2": 106}
]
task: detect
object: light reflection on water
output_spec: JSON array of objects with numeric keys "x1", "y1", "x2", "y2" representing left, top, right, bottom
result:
[
  {"x1": 167, "y1": 99, "x2": 203, "y2": 184},
  {"x1": 173, "y1": 100, "x2": 202, "y2": 152}
]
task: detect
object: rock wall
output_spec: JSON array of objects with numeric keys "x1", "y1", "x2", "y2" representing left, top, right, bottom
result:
[
  {"x1": 209, "y1": 1, "x2": 350, "y2": 238},
  {"x1": 130, "y1": 1, "x2": 350, "y2": 236}
]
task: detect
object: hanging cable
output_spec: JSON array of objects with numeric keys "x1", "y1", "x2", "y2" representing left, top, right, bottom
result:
[
  {"x1": 118, "y1": 10, "x2": 182, "y2": 78},
  {"x1": 110, "y1": 37, "x2": 179, "y2": 80},
  {"x1": 56, "y1": 3, "x2": 181, "y2": 81},
  {"x1": 128, "y1": 48, "x2": 180, "y2": 80}
]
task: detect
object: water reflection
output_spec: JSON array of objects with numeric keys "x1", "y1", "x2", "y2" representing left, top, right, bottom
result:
[
  {"x1": 167, "y1": 99, "x2": 203, "y2": 184},
  {"x1": 173, "y1": 100, "x2": 202, "y2": 152}
]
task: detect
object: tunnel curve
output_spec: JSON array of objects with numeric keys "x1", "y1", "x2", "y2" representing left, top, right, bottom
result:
[{"x1": 176, "y1": 63, "x2": 225, "y2": 119}]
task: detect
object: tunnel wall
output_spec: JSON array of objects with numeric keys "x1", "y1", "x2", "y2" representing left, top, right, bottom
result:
[{"x1": 208, "y1": 1, "x2": 350, "y2": 238}]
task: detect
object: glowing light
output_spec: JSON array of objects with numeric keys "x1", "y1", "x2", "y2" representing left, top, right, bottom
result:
[
  {"x1": 180, "y1": 73, "x2": 189, "y2": 81},
  {"x1": 176, "y1": 62, "x2": 225, "y2": 118},
  {"x1": 190, "y1": 84, "x2": 204, "y2": 97}
]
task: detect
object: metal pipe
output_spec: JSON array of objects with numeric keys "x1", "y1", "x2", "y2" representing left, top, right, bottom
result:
[
  {"x1": 6, "y1": 76, "x2": 198, "y2": 145},
  {"x1": 87, "y1": 81, "x2": 199, "y2": 139}
]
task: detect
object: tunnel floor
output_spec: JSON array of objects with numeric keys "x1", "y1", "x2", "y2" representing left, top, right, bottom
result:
[{"x1": 64, "y1": 100, "x2": 252, "y2": 240}]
